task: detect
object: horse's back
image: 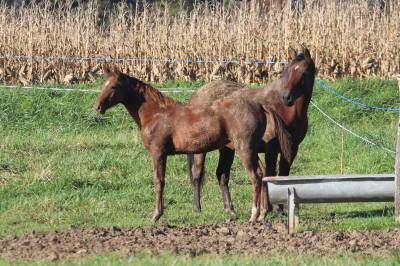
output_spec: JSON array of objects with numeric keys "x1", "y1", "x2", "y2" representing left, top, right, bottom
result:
[{"x1": 189, "y1": 80, "x2": 246, "y2": 106}]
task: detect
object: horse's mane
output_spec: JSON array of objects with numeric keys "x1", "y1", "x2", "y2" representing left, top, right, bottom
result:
[
  {"x1": 142, "y1": 84, "x2": 177, "y2": 107},
  {"x1": 125, "y1": 74, "x2": 177, "y2": 108}
]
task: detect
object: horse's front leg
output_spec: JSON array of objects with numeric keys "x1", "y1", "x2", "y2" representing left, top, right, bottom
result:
[
  {"x1": 236, "y1": 148, "x2": 261, "y2": 222},
  {"x1": 187, "y1": 153, "x2": 206, "y2": 215},
  {"x1": 151, "y1": 151, "x2": 167, "y2": 222}
]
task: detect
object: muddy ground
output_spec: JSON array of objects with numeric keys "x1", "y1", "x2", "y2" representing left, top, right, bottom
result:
[{"x1": 0, "y1": 222, "x2": 399, "y2": 261}]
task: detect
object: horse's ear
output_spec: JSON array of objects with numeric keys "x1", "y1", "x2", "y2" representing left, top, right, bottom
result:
[
  {"x1": 303, "y1": 48, "x2": 312, "y2": 63},
  {"x1": 103, "y1": 66, "x2": 112, "y2": 77},
  {"x1": 112, "y1": 66, "x2": 121, "y2": 76},
  {"x1": 288, "y1": 47, "x2": 297, "y2": 61}
]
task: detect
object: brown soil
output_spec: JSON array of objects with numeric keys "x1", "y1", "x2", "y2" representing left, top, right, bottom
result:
[{"x1": 0, "y1": 222, "x2": 399, "y2": 261}]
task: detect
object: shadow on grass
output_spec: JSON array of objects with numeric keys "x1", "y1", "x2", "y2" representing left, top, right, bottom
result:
[
  {"x1": 331, "y1": 207, "x2": 394, "y2": 218},
  {"x1": 71, "y1": 179, "x2": 125, "y2": 192}
]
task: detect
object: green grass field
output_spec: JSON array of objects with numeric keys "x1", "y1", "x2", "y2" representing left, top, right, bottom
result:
[
  {"x1": 0, "y1": 78, "x2": 399, "y2": 265},
  {"x1": 2, "y1": 252, "x2": 400, "y2": 266}
]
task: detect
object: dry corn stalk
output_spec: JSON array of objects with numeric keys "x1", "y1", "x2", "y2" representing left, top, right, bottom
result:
[{"x1": 0, "y1": 0, "x2": 398, "y2": 84}]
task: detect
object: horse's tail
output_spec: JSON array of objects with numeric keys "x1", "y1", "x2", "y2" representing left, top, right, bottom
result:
[{"x1": 263, "y1": 107, "x2": 293, "y2": 164}]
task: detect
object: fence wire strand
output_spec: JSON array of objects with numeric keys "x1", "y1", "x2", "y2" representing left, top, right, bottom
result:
[
  {"x1": 0, "y1": 54, "x2": 287, "y2": 65},
  {"x1": 310, "y1": 100, "x2": 396, "y2": 155},
  {"x1": 1, "y1": 53, "x2": 398, "y2": 110},
  {"x1": 316, "y1": 80, "x2": 400, "y2": 111}
]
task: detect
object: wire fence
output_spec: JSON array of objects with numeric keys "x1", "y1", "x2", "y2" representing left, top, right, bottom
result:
[
  {"x1": 309, "y1": 101, "x2": 396, "y2": 155},
  {"x1": 0, "y1": 54, "x2": 287, "y2": 65},
  {"x1": 315, "y1": 80, "x2": 400, "y2": 111},
  {"x1": 0, "y1": 85, "x2": 196, "y2": 94},
  {"x1": 1, "y1": 54, "x2": 398, "y2": 110},
  {"x1": 1, "y1": 54, "x2": 398, "y2": 155}
]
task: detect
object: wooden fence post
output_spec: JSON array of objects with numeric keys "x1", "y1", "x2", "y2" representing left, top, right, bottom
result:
[{"x1": 396, "y1": 76, "x2": 400, "y2": 224}]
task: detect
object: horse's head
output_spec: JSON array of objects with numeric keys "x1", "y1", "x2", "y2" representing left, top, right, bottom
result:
[
  {"x1": 280, "y1": 48, "x2": 316, "y2": 106},
  {"x1": 95, "y1": 67, "x2": 131, "y2": 114}
]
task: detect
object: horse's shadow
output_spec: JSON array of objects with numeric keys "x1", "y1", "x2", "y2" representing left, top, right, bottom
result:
[{"x1": 332, "y1": 207, "x2": 394, "y2": 218}]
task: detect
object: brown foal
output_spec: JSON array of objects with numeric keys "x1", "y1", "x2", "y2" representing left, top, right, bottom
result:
[{"x1": 95, "y1": 69, "x2": 291, "y2": 222}]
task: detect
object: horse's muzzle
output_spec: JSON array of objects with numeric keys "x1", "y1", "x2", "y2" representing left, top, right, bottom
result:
[{"x1": 95, "y1": 103, "x2": 106, "y2": 114}]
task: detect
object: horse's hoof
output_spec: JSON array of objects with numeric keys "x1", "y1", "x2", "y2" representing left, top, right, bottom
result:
[
  {"x1": 249, "y1": 207, "x2": 259, "y2": 222},
  {"x1": 152, "y1": 212, "x2": 163, "y2": 222},
  {"x1": 225, "y1": 210, "x2": 237, "y2": 221},
  {"x1": 193, "y1": 205, "x2": 202, "y2": 214},
  {"x1": 225, "y1": 208, "x2": 236, "y2": 216},
  {"x1": 248, "y1": 216, "x2": 257, "y2": 222},
  {"x1": 257, "y1": 214, "x2": 266, "y2": 222}
]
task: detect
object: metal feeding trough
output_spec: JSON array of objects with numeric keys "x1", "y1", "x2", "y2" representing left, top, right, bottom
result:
[{"x1": 263, "y1": 174, "x2": 395, "y2": 233}]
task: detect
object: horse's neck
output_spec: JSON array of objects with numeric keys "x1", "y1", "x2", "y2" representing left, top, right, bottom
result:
[
  {"x1": 296, "y1": 90, "x2": 312, "y2": 116},
  {"x1": 123, "y1": 103, "x2": 143, "y2": 128},
  {"x1": 123, "y1": 83, "x2": 176, "y2": 129},
  {"x1": 297, "y1": 79, "x2": 314, "y2": 118}
]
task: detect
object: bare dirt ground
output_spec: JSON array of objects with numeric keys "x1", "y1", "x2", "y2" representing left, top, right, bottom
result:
[{"x1": 0, "y1": 222, "x2": 399, "y2": 261}]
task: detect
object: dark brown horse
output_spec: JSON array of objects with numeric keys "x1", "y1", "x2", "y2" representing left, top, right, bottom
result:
[
  {"x1": 188, "y1": 48, "x2": 316, "y2": 221},
  {"x1": 95, "y1": 68, "x2": 292, "y2": 222}
]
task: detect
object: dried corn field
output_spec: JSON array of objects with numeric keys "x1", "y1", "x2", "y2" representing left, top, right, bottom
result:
[{"x1": 0, "y1": 0, "x2": 399, "y2": 84}]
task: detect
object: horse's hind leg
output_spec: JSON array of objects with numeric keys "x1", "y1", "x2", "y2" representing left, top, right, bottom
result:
[
  {"x1": 236, "y1": 148, "x2": 261, "y2": 222},
  {"x1": 188, "y1": 153, "x2": 206, "y2": 215},
  {"x1": 151, "y1": 152, "x2": 167, "y2": 222},
  {"x1": 216, "y1": 147, "x2": 236, "y2": 217},
  {"x1": 259, "y1": 140, "x2": 279, "y2": 217}
]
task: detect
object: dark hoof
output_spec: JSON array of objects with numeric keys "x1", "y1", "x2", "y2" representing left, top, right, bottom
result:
[
  {"x1": 226, "y1": 210, "x2": 237, "y2": 221},
  {"x1": 152, "y1": 212, "x2": 163, "y2": 222}
]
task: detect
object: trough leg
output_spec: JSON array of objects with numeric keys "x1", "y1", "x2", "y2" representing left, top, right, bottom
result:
[
  {"x1": 278, "y1": 145, "x2": 299, "y2": 212},
  {"x1": 287, "y1": 187, "x2": 299, "y2": 234}
]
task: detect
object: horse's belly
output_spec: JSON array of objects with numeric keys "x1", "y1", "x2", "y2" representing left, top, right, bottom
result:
[{"x1": 172, "y1": 124, "x2": 227, "y2": 153}]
